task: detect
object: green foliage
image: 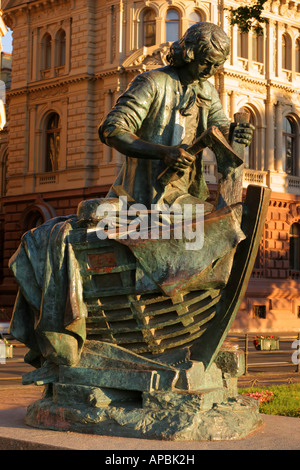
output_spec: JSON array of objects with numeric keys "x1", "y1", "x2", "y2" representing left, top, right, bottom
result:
[
  {"x1": 239, "y1": 384, "x2": 300, "y2": 418},
  {"x1": 229, "y1": 0, "x2": 269, "y2": 35}
]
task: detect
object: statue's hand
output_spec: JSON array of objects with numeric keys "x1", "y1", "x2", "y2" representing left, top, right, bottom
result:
[
  {"x1": 232, "y1": 123, "x2": 255, "y2": 147},
  {"x1": 163, "y1": 147, "x2": 195, "y2": 171}
]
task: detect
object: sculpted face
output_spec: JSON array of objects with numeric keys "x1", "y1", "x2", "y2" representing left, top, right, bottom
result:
[{"x1": 185, "y1": 48, "x2": 228, "y2": 83}]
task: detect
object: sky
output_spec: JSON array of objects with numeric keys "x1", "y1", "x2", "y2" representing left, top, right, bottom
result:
[{"x1": 2, "y1": 28, "x2": 12, "y2": 53}]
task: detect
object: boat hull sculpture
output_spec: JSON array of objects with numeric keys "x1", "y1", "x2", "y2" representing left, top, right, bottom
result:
[{"x1": 8, "y1": 23, "x2": 271, "y2": 440}]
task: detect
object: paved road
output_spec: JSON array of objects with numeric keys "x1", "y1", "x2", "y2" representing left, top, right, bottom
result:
[
  {"x1": 247, "y1": 341, "x2": 299, "y2": 374},
  {"x1": 228, "y1": 337, "x2": 300, "y2": 375}
]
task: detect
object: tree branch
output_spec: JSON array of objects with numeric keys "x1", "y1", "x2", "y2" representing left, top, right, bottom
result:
[{"x1": 228, "y1": 0, "x2": 269, "y2": 35}]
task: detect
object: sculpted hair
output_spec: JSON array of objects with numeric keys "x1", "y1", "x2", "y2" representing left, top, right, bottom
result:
[{"x1": 167, "y1": 22, "x2": 230, "y2": 67}]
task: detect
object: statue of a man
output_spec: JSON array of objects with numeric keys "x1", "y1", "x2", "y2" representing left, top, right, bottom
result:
[
  {"x1": 99, "y1": 22, "x2": 253, "y2": 209},
  {"x1": 8, "y1": 22, "x2": 253, "y2": 377}
]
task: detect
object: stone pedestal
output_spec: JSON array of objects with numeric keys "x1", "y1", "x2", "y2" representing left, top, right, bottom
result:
[{"x1": 23, "y1": 343, "x2": 263, "y2": 441}]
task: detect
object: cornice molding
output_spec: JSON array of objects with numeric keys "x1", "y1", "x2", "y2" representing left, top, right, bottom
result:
[
  {"x1": 6, "y1": 72, "x2": 96, "y2": 97},
  {"x1": 2, "y1": 0, "x2": 70, "y2": 27},
  {"x1": 3, "y1": 0, "x2": 69, "y2": 14},
  {"x1": 223, "y1": 68, "x2": 300, "y2": 93},
  {"x1": 223, "y1": 69, "x2": 267, "y2": 86}
]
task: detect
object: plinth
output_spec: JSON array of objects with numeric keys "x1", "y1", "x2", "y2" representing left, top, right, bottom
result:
[{"x1": 23, "y1": 343, "x2": 263, "y2": 441}]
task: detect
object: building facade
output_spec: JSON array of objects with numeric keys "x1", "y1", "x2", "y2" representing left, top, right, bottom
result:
[{"x1": 0, "y1": 0, "x2": 300, "y2": 332}]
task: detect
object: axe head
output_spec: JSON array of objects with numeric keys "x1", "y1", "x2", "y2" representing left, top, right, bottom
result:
[{"x1": 187, "y1": 126, "x2": 244, "y2": 176}]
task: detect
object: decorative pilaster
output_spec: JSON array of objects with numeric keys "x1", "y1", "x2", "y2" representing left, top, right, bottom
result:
[{"x1": 265, "y1": 85, "x2": 275, "y2": 171}]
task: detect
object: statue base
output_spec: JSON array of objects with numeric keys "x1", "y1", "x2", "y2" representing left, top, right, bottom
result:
[
  {"x1": 25, "y1": 389, "x2": 262, "y2": 441},
  {"x1": 23, "y1": 346, "x2": 263, "y2": 441}
]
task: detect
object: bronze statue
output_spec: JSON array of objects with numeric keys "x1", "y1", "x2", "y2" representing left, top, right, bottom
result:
[{"x1": 8, "y1": 23, "x2": 269, "y2": 440}]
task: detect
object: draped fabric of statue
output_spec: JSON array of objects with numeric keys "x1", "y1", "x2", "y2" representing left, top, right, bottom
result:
[{"x1": 9, "y1": 216, "x2": 87, "y2": 367}]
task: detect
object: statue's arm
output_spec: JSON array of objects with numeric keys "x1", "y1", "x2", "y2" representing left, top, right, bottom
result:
[
  {"x1": 99, "y1": 74, "x2": 194, "y2": 169},
  {"x1": 98, "y1": 75, "x2": 163, "y2": 157}
]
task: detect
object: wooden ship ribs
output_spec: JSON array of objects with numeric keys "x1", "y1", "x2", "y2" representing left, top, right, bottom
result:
[{"x1": 72, "y1": 234, "x2": 221, "y2": 356}]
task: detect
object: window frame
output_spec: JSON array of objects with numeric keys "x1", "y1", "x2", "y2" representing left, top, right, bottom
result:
[
  {"x1": 239, "y1": 107, "x2": 256, "y2": 169},
  {"x1": 166, "y1": 8, "x2": 180, "y2": 43},
  {"x1": 282, "y1": 33, "x2": 292, "y2": 71},
  {"x1": 188, "y1": 10, "x2": 203, "y2": 27},
  {"x1": 55, "y1": 29, "x2": 66, "y2": 68},
  {"x1": 296, "y1": 38, "x2": 300, "y2": 74},
  {"x1": 142, "y1": 8, "x2": 156, "y2": 47},
  {"x1": 283, "y1": 115, "x2": 297, "y2": 176},
  {"x1": 253, "y1": 305, "x2": 267, "y2": 319},
  {"x1": 252, "y1": 32, "x2": 264, "y2": 63},
  {"x1": 41, "y1": 33, "x2": 52, "y2": 71},
  {"x1": 45, "y1": 113, "x2": 61, "y2": 173}
]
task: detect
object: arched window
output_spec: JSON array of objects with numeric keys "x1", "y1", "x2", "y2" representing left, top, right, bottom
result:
[
  {"x1": 142, "y1": 9, "x2": 156, "y2": 47},
  {"x1": 188, "y1": 11, "x2": 203, "y2": 27},
  {"x1": 252, "y1": 32, "x2": 264, "y2": 63},
  {"x1": 23, "y1": 211, "x2": 45, "y2": 231},
  {"x1": 290, "y1": 223, "x2": 300, "y2": 271},
  {"x1": 283, "y1": 116, "x2": 296, "y2": 175},
  {"x1": 282, "y1": 33, "x2": 292, "y2": 70},
  {"x1": 239, "y1": 107, "x2": 256, "y2": 169},
  {"x1": 42, "y1": 33, "x2": 52, "y2": 70},
  {"x1": 45, "y1": 113, "x2": 61, "y2": 172},
  {"x1": 296, "y1": 38, "x2": 300, "y2": 74},
  {"x1": 55, "y1": 29, "x2": 66, "y2": 67},
  {"x1": 20, "y1": 201, "x2": 56, "y2": 232},
  {"x1": 166, "y1": 9, "x2": 180, "y2": 43},
  {"x1": 237, "y1": 31, "x2": 248, "y2": 59}
]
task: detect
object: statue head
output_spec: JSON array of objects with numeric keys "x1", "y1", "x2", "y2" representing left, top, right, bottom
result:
[{"x1": 167, "y1": 22, "x2": 230, "y2": 80}]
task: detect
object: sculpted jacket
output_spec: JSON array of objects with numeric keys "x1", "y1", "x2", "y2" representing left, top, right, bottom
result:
[{"x1": 99, "y1": 65, "x2": 230, "y2": 208}]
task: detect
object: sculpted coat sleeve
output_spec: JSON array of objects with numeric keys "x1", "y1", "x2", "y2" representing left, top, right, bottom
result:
[{"x1": 99, "y1": 75, "x2": 156, "y2": 145}]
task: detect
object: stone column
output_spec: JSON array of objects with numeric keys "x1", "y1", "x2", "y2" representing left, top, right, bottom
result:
[
  {"x1": 265, "y1": 20, "x2": 276, "y2": 80},
  {"x1": 264, "y1": 85, "x2": 275, "y2": 171},
  {"x1": 229, "y1": 90, "x2": 237, "y2": 121},
  {"x1": 28, "y1": 105, "x2": 36, "y2": 177},
  {"x1": 31, "y1": 28, "x2": 38, "y2": 81},
  {"x1": 156, "y1": 16, "x2": 164, "y2": 44},
  {"x1": 50, "y1": 38, "x2": 55, "y2": 78},
  {"x1": 114, "y1": 2, "x2": 123, "y2": 65},
  {"x1": 65, "y1": 18, "x2": 71, "y2": 75},
  {"x1": 257, "y1": 122, "x2": 266, "y2": 171},
  {"x1": 105, "y1": 5, "x2": 115, "y2": 65}
]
